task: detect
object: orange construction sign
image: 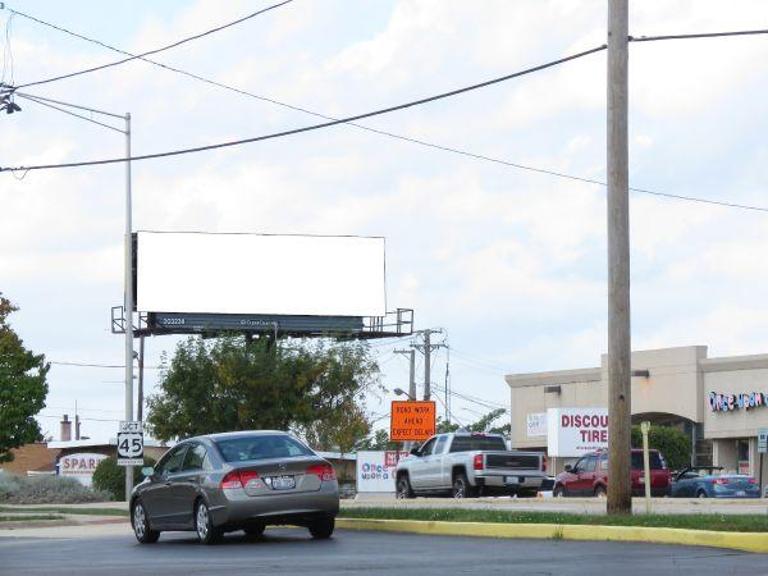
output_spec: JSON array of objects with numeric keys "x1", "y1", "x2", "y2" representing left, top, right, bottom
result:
[{"x1": 390, "y1": 400, "x2": 436, "y2": 442}]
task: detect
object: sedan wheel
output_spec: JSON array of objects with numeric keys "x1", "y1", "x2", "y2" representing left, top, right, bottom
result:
[
  {"x1": 195, "y1": 500, "x2": 221, "y2": 545},
  {"x1": 553, "y1": 485, "x2": 566, "y2": 498},
  {"x1": 697, "y1": 490, "x2": 708, "y2": 499},
  {"x1": 308, "y1": 516, "x2": 335, "y2": 539},
  {"x1": 132, "y1": 501, "x2": 159, "y2": 544}
]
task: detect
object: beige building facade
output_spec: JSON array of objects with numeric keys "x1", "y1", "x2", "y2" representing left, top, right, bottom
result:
[{"x1": 505, "y1": 345, "x2": 768, "y2": 480}]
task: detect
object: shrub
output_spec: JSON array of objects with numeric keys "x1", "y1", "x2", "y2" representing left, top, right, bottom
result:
[
  {"x1": 631, "y1": 424, "x2": 691, "y2": 471},
  {"x1": 92, "y1": 457, "x2": 156, "y2": 501},
  {"x1": 0, "y1": 473, "x2": 111, "y2": 504}
]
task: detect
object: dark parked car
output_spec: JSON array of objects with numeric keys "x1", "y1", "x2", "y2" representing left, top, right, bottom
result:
[
  {"x1": 553, "y1": 449, "x2": 671, "y2": 497},
  {"x1": 130, "y1": 431, "x2": 339, "y2": 544},
  {"x1": 670, "y1": 466, "x2": 760, "y2": 498}
]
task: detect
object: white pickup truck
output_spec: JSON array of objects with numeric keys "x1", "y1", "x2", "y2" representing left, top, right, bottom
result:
[{"x1": 395, "y1": 432, "x2": 547, "y2": 498}]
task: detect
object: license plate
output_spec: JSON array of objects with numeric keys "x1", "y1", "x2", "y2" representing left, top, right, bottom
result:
[
  {"x1": 267, "y1": 475, "x2": 295, "y2": 490},
  {"x1": 505, "y1": 476, "x2": 521, "y2": 485},
  {"x1": 735, "y1": 490, "x2": 746, "y2": 497}
]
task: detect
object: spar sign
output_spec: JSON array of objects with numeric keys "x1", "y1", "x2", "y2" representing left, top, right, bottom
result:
[{"x1": 547, "y1": 407, "x2": 608, "y2": 457}]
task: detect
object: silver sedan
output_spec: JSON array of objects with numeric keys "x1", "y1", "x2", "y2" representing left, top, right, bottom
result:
[{"x1": 130, "y1": 430, "x2": 339, "y2": 544}]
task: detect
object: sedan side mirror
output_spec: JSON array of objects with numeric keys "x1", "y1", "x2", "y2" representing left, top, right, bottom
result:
[
  {"x1": 409, "y1": 447, "x2": 420, "y2": 457},
  {"x1": 564, "y1": 465, "x2": 573, "y2": 473},
  {"x1": 141, "y1": 466, "x2": 155, "y2": 478}
]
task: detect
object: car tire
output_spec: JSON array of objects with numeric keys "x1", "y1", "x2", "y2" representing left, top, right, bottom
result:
[
  {"x1": 308, "y1": 516, "x2": 335, "y2": 539},
  {"x1": 553, "y1": 485, "x2": 566, "y2": 498},
  {"x1": 594, "y1": 485, "x2": 607, "y2": 498},
  {"x1": 195, "y1": 500, "x2": 222, "y2": 545},
  {"x1": 132, "y1": 500, "x2": 160, "y2": 544},
  {"x1": 244, "y1": 523, "x2": 265, "y2": 539},
  {"x1": 452, "y1": 473, "x2": 475, "y2": 499},
  {"x1": 396, "y1": 474, "x2": 415, "y2": 499},
  {"x1": 697, "y1": 489, "x2": 708, "y2": 499}
]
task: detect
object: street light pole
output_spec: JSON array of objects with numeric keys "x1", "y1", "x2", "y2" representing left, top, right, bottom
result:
[
  {"x1": 13, "y1": 91, "x2": 136, "y2": 501},
  {"x1": 124, "y1": 111, "x2": 135, "y2": 501}
]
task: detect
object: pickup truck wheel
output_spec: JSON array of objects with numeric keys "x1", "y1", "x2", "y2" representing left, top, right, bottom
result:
[
  {"x1": 452, "y1": 473, "x2": 474, "y2": 499},
  {"x1": 396, "y1": 475, "x2": 415, "y2": 499}
]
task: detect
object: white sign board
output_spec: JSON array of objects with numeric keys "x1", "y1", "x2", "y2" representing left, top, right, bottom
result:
[
  {"x1": 547, "y1": 407, "x2": 608, "y2": 457},
  {"x1": 136, "y1": 232, "x2": 387, "y2": 317},
  {"x1": 117, "y1": 421, "x2": 144, "y2": 466},
  {"x1": 356, "y1": 451, "x2": 408, "y2": 493},
  {"x1": 526, "y1": 412, "x2": 548, "y2": 437},
  {"x1": 59, "y1": 452, "x2": 108, "y2": 487},
  {"x1": 759, "y1": 428, "x2": 768, "y2": 454}
]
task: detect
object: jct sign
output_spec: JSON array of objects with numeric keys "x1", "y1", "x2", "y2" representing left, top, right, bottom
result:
[{"x1": 547, "y1": 407, "x2": 608, "y2": 457}]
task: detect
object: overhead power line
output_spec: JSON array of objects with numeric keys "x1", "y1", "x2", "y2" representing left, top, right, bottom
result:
[
  {"x1": 5, "y1": 13, "x2": 768, "y2": 213},
  {"x1": 0, "y1": 44, "x2": 608, "y2": 173},
  {"x1": 630, "y1": 28, "x2": 768, "y2": 43},
  {"x1": 50, "y1": 360, "x2": 161, "y2": 369},
  {"x1": 6, "y1": 0, "x2": 294, "y2": 89}
]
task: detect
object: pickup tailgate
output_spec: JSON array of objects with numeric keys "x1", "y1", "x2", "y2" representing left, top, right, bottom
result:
[{"x1": 483, "y1": 452, "x2": 541, "y2": 470}]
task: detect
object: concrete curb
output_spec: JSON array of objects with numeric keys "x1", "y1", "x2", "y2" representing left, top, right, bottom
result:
[{"x1": 335, "y1": 518, "x2": 768, "y2": 554}]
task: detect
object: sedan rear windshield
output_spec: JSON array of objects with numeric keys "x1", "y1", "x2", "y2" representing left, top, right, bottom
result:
[
  {"x1": 215, "y1": 435, "x2": 313, "y2": 463},
  {"x1": 630, "y1": 451, "x2": 666, "y2": 470},
  {"x1": 449, "y1": 435, "x2": 507, "y2": 453}
]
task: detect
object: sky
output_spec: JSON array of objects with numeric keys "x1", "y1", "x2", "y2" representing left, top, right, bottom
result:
[{"x1": 1, "y1": 0, "x2": 767, "y2": 443}]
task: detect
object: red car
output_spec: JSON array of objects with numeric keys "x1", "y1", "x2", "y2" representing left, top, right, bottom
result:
[{"x1": 553, "y1": 449, "x2": 671, "y2": 497}]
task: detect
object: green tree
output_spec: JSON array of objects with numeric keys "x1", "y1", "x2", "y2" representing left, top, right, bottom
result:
[
  {"x1": 146, "y1": 336, "x2": 380, "y2": 444},
  {"x1": 631, "y1": 424, "x2": 691, "y2": 471},
  {"x1": 0, "y1": 294, "x2": 49, "y2": 462},
  {"x1": 357, "y1": 428, "x2": 398, "y2": 451}
]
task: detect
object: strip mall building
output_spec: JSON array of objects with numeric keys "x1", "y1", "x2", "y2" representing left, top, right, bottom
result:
[{"x1": 506, "y1": 346, "x2": 768, "y2": 477}]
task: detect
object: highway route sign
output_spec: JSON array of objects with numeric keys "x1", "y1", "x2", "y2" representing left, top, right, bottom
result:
[{"x1": 117, "y1": 421, "x2": 144, "y2": 466}]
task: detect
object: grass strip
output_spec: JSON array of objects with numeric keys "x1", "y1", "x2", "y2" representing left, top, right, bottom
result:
[
  {"x1": 338, "y1": 507, "x2": 768, "y2": 533},
  {"x1": 0, "y1": 506, "x2": 128, "y2": 517},
  {"x1": 0, "y1": 514, "x2": 63, "y2": 522}
]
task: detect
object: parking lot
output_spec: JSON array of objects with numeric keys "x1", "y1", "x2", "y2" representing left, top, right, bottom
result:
[{"x1": 0, "y1": 525, "x2": 765, "y2": 576}]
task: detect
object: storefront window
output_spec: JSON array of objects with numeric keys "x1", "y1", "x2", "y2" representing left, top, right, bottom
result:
[{"x1": 737, "y1": 439, "x2": 750, "y2": 475}]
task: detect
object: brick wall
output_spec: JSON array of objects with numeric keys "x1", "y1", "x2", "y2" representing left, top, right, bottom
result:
[{"x1": 0, "y1": 443, "x2": 60, "y2": 475}]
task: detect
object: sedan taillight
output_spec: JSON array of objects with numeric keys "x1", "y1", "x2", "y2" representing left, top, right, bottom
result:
[
  {"x1": 713, "y1": 477, "x2": 730, "y2": 485},
  {"x1": 221, "y1": 469, "x2": 260, "y2": 489},
  {"x1": 306, "y1": 463, "x2": 336, "y2": 482}
]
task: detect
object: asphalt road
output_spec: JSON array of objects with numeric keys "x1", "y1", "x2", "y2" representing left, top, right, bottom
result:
[{"x1": 1, "y1": 527, "x2": 766, "y2": 576}]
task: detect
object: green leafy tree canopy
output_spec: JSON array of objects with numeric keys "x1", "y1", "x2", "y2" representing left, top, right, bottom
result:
[
  {"x1": 631, "y1": 424, "x2": 692, "y2": 471},
  {"x1": 146, "y1": 336, "x2": 381, "y2": 446},
  {"x1": 0, "y1": 294, "x2": 49, "y2": 462}
]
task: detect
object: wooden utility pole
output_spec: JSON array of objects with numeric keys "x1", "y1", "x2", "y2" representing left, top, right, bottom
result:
[{"x1": 607, "y1": 0, "x2": 632, "y2": 515}]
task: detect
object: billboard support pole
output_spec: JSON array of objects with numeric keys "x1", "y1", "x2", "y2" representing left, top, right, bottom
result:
[{"x1": 124, "y1": 112, "x2": 135, "y2": 502}]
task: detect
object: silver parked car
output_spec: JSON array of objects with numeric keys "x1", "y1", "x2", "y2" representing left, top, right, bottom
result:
[{"x1": 130, "y1": 430, "x2": 339, "y2": 544}]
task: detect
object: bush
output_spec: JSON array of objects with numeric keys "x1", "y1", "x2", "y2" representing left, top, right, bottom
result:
[
  {"x1": 631, "y1": 424, "x2": 691, "y2": 471},
  {"x1": 0, "y1": 473, "x2": 111, "y2": 504},
  {"x1": 92, "y1": 457, "x2": 156, "y2": 501}
]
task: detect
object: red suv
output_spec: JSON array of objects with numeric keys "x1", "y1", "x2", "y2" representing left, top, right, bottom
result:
[{"x1": 553, "y1": 449, "x2": 671, "y2": 497}]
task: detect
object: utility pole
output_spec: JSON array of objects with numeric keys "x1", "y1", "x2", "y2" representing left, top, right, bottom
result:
[
  {"x1": 411, "y1": 329, "x2": 446, "y2": 401},
  {"x1": 607, "y1": 0, "x2": 632, "y2": 515},
  {"x1": 123, "y1": 112, "x2": 135, "y2": 502},
  {"x1": 393, "y1": 349, "x2": 416, "y2": 401}
]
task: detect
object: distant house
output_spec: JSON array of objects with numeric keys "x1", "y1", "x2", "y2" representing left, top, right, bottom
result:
[{"x1": 0, "y1": 443, "x2": 60, "y2": 476}]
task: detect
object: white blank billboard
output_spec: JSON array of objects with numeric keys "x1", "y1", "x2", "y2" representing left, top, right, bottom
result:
[{"x1": 136, "y1": 232, "x2": 386, "y2": 317}]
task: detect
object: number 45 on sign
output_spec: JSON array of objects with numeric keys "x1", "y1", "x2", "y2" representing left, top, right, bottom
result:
[{"x1": 117, "y1": 421, "x2": 144, "y2": 466}]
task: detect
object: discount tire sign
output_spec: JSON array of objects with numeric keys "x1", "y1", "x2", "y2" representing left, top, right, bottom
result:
[{"x1": 547, "y1": 407, "x2": 608, "y2": 457}]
